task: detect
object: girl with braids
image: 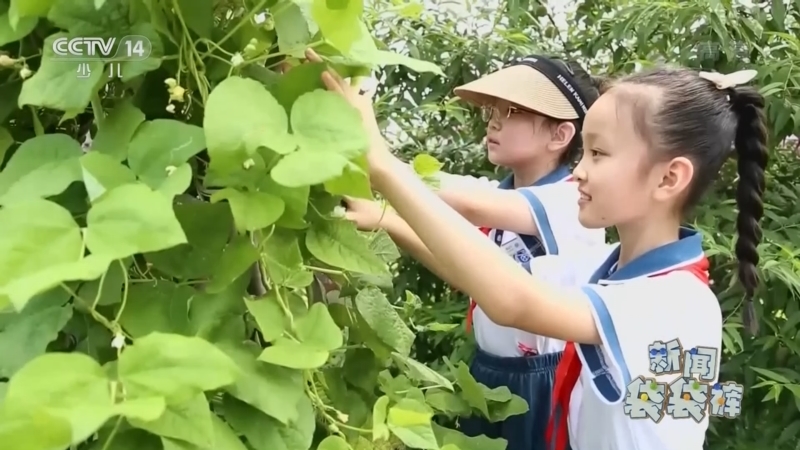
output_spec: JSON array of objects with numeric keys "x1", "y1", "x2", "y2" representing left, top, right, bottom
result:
[
  {"x1": 312, "y1": 48, "x2": 767, "y2": 450},
  {"x1": 344, "y1": 55, "x2": 609, "y2": 450}
]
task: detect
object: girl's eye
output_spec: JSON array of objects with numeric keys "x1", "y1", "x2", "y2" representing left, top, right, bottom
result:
[{"x1": 590, "y1": 149, "x2": 602, "y2": 157}]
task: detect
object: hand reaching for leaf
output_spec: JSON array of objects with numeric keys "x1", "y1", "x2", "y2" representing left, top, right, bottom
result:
[
  {"x1": 304, "y1": 49, "x2": 395, "y2": 174},
  {"x1": 343, "y1": 196, "x2": 393, "y2": 231}
]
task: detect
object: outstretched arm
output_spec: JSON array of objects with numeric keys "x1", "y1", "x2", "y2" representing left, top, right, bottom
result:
[
  {"x1": 378, "y1": 211, "x2": 468, "y2": 293},
  {"x1": 402, "y1": 160, "x2": 537, "y2": 234},
  {"x1": 438, "y1": 185, "x2": 539, "y2": 236},
  {"x1": 372, "y1": 154, "x2": 600, "y2": 345}
]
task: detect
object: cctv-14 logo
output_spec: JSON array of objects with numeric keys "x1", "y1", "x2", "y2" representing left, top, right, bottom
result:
[
  {"x1": 623, "y1": 339, "x2": 743, "y2": 423},
  {"x1": 52, "y1": 36, "x2": 152, "y2": 80}
]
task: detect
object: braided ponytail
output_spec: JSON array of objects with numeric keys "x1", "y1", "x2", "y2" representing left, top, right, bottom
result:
[{"x1": 730, "y1": 86, "x2": 768, "y2": 335}]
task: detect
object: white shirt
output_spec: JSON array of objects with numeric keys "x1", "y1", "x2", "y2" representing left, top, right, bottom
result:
[
  {"x1": 472, "y1": 180, "x2": 607, "y2": 357},
  {"x1": 562, "y1": 229, "x2": 722, "y2": 450}
]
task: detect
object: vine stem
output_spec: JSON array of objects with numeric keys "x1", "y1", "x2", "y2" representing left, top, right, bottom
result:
[
  {"x1": 200, "y1": 0, "x2": 269, "y2": 59},
  {"x1": 99, "y1": 417, "x2": 123, "y2": 450},
  {"x1": 90, "y1": 94, "x2": 104, "y2": 129},
  {"x1": 305, "y1": 372, "x2": 371, "y2": 435},
  {"x1": 112, "y1": 259, "x2": 130, "y2": 324}
]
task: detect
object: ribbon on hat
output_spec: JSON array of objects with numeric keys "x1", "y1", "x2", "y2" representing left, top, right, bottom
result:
[{"x1": 698, "y1": 69, "x2": 757, "y2": 90}]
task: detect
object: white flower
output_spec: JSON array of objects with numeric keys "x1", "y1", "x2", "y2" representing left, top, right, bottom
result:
[
  {"x1": 165, "y1": 104, "x2": 175, "y2": 113},
  {"x1": 164, "y1": 77, "x2": 177, "y2": 88},
  {"x1": 0, "y1": 54, "x2": 16, "y2": 67},
  {"x1": 19, "y1": 66, "x2": 32, "y2": 79},
  {"x1": 169, "y1": 86, "x2": 185, "y2": 102},
  {"x1": 165, "y1": 165, "x2": 177, "y2": 175},
  {"x1": 243, "y1": 158, "x2": 255, "y2": 169},
  {"x1": 111, "y1": 332, "x2": 125, "y2": 349},
  {"x1": 231, "y1": 52, "x2": 244, "y2": 67},
  {"x1": 331, "y1": 205, "x2": 346, "y2": 218}
]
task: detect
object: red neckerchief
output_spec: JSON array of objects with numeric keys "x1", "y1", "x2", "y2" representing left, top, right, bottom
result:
[
  {"x1": 545, "y1": 256, "x2": 710, "y2": 450},
  {"x1": 464, "y1": 176, "x2": 574, "y2": 332}
]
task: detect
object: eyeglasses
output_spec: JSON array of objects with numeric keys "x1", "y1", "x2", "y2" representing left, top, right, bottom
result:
[{"x1": 480, "y1": 104, "x2": 526, "y2": 122}]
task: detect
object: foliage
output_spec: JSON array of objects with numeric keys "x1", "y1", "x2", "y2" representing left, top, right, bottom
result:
[
  {"x1": 0, "y1": 1, "x2": 529, "y2": 450},
  {"x1": 4, "y1": 0, "x2": 800, "y2": 449}
]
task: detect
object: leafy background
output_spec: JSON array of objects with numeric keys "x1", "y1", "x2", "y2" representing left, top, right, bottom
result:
[{"x1": 0, "y1": 0, "x2": 799, "y2": 450}]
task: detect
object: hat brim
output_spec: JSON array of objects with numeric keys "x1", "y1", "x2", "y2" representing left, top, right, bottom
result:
[{"x1": 454, "y1": 65, "x2": 579, "y2": 120}]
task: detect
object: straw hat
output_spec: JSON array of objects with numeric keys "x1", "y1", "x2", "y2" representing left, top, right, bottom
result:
[{"x1": 454, "y1": 60, "x2": 581, "y2": 120}]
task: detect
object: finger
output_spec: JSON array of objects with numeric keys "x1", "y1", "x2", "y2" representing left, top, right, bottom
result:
[
  {"x1": 305, "y1": 48, "x2": 324, "y2": 63},
  {"x1": 278, "y1": 60, "x2": 292, "y2": 74},
  {"x1": 321, "y1": 71, "x2": 344, "y2": 94}
]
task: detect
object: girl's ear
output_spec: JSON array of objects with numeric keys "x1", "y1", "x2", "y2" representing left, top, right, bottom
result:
[{"x1": 547, "y1": 121, "x2": 576, "y2": 153}]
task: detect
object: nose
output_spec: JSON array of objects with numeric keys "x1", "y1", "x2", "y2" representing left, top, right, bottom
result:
[
  {"x1": 487, "y1": 118, "x2": 501, "y2": 132},
  {"x1": 572, "y1": 159, "x2": 587, "y2": 182}
]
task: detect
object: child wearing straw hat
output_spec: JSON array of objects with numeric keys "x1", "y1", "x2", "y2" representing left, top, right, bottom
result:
[{"x1": 344, "y1": 55, "x2": 609, "y2": 450}]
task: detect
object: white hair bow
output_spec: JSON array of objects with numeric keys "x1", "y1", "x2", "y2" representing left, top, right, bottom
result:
[{"x1": 698, "y1": 69, "x2": 757, "y2": 90}]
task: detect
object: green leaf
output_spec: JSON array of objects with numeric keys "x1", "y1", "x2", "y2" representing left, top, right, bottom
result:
[
  {"x1": 0, "y1": 409, "x2": 72, "y2": 450},
  {"x1": 319, "y1": 435, "x2": 353, "y2": 450},
  {"x1": 273, "y1": 1, "x2": 314, "y2": 54},
  {"x1": 452, "y1": 362, "x2": 488, "y2": 416},
  {"x1": 8, "y1": 0, "x2": 57, "y2": 25},
  {"x1": 424, "y1": 390, "x2": 471, "y2": 416},
  {"x1": 271, "y1": 89, "x2": 369, "y2": 188},
  {"x1": 3, "y1": 353, "x2": 114, "y2": 444},
  {"x1": 188, "y1": 276, "x2": 248, "y2": 341},
  {"x1": 355, "y1": 287, "x2": 414, "y2": 356},
  {"x1": 118, "y1": 332, "x2": 240, "y2": 400},
  {"x1": 372, "y1": 395, "x2": 390, "y2": 441},
  {"x1": 0, "y1": 199, "x2": 102, "y2": 310},
  {"x1": 323, "y1": 155, "x2": 373, "y2": 199},
  {"x1": 412, "y1": 154, "x2": 443, "y2": 177},
  {"x1": 157, "y1": 163, "x2": 193, "y2": 198},
  {"x1": 176, "y1": 0, "x2": 213, "y2": 38},
  {"x1": 245, "y1": 293, "x2": 287, "y2": 343},
  {"x1": 386, "y1": 398, "x2": 439, "y2": 450},
  {"x1": 486, "y1": 394, "x2": 528, "y2": 422},
  {"x1": 116, "y1": 280, "x2": 193, "y2": 338},
  {"x1": 85, "y1": 183, "x2": 188, "y2": 260},
  {"x1": 258, "y1": 337, "x2": 330, "y2": 369},
  {"x1": 114, "y1": 396, "x2": 166, "y2": 422},
  {"x1": 292, "y1": 90, "x2": 368, "y2": 154},
  {"x1": 145, "y1": 200, "x2": 232, "y2": 280},
  {"x1": 18, "y1": 33, "x2": 104, "y2": 111},
  {"x1": 204, "y1": 77, "x2": 295, "y2": 178},
  {"x1": 210, "y1": 188, "x2": 285, "y2": 232},
  {"x1": 311, "y1": 0, "x2": 363, "y2": 53},
  {"x1": 0, "y1": 126, "x2": 12, "y2": 163},
  {"x1": 392, "y1": 353, "x2": 454, "y2": 391},
  {"x1": 127, "y1": 119, "x2": 206, "y2": 189},
  {"x1": 271, "y1": 149, "x2": 353, "y2": 187},
  {"x1": 205, "y1": 234, "x2": 260, "y2": 293},
  {"x1": 216, "y1": 341, "x2": 306, "y2": 424},
  {"x1": 131, "y1": 392, "x2": 214, "y2": 448},
  {"x1": 221, "y1": 395, "x2": 316, "y2": 450},
  {"x1": 90, "y1": 99, "x2": 146, "y2": 161},
  {"x1": 0, "y1": 8, "x2": 36, "y2": 46},
  {"x1": 367, "y1": 50, "x2": 444, "y2": 76},
  {"x1": 80, "y1": 151, "x2": 137, "y2": 202},
  {"x1": 0, "y1": 133, "x2": 83, "y2": 205},
  {"x1": 296, "y1": 303, "x2": 343, "y2": 351},
  {"x1": 0, "y1": 288, "x2": 72, "y2": 378},
  {"x1": 262, "y1": 229, "x2": 314, "y2": 287},
  {"x1": 306, "y1": 220, "x2": 389, "y2": 276}
]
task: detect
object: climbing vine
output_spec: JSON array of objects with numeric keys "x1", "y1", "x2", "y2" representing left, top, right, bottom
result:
[{"x1": 0, "y1": 1, "x2": 527, "y2": 449}]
